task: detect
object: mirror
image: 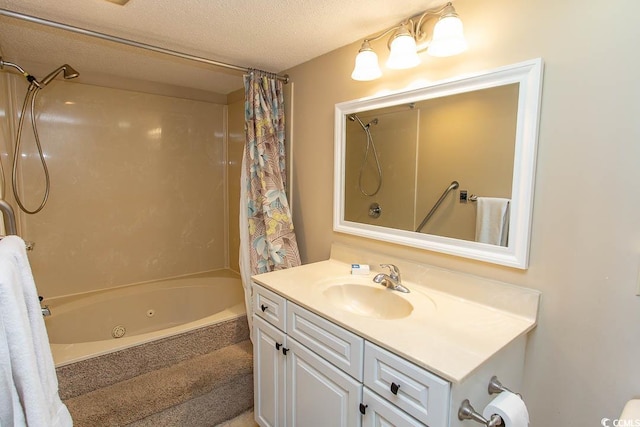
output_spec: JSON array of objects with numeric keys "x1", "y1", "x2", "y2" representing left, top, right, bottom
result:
[{"x1": 334, "y1": 59, "x2": 543, "y2": 268}]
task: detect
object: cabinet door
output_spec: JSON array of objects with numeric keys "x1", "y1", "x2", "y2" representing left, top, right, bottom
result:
[
  {"x1": 254, "y1": 315, "x2": 287, "y2": 427},
  {"x1": 286, "y1": 337, "x2": 362, "y2": 427},
  {"x1": 362, "y1": 388, "x2": 425, "y2": 427}
]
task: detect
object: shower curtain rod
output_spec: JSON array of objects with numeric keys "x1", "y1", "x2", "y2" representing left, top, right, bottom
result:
[{"x1": 0, "y1": 8, "x2": 289, "y2": 83}]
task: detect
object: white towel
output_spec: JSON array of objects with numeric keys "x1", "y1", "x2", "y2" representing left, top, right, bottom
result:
[
  {"x1": 475, "y1": 197, "x2": 510, "y2": 246},
  {"x1": 0, "y1": 236, "x2": 73, "y2": 427}
]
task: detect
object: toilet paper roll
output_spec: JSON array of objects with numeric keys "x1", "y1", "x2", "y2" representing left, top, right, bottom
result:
[{"x1": 482, "y1": 391, "x2": 529, "y2": 427}]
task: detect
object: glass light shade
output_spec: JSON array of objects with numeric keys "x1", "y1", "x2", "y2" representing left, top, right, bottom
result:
[
  {"x1": 351, "y1": 47, "x2": 382, "y2": 81},
  {"x1": 386, "y1": 32, "x2": 420, "y2": 69},
  {"x1": 427, "y1": 15, "x2": 468, "y2": 57}
]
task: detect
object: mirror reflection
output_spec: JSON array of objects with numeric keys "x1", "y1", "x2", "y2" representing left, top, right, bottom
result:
[
  {"x1": 344, "y1": 84, "x2": 519, "y2": 246},
  {"x1": 334, "y1": 59, "x2": 543, "y2": 268}
]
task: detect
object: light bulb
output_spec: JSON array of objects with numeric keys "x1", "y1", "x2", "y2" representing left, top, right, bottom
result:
[
  {"x1": 386, "y1": 27, "x2": 420, "y2": 70},
  {"x1": 351, "y1": 42, "x2": 382, "y2": 81},
  {"x1": 427, "y1": 14, "x2": 468, "y2": 57}
]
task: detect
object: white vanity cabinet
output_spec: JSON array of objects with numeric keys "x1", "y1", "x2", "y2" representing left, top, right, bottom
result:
[
  {"x1": 251, "y1": 255, "x2": 540, "y2": 427},
  {"x1": 253, "y1": 283, "x2": 455, "y2": 427},
  {"x1": 253, "y1": 283, "x2": 364, "y2": 427}
]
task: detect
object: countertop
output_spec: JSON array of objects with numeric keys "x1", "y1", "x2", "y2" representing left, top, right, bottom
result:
[{"x1": 252, "y1": 248, "x2": 540, "y2": 384}]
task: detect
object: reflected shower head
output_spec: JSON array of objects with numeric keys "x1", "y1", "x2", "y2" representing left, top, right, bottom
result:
[
  {"x1": 348, "y1": 113, "x2": 378, "y2": 129},
  {"x1": 40, "y1": 64, "x2": 80, "y2": 86}
]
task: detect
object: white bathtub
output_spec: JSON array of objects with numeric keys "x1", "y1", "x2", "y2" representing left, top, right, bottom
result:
[{"x1": 44, "y1": 270, "x2": 246, "y2": 366}]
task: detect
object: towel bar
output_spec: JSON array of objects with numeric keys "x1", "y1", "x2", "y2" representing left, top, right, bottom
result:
[{"x1": 0, "y1": 199, "x2": 17, "y2": 235}]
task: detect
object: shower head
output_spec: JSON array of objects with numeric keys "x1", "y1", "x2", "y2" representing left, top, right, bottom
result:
[
  {"x1": 40, "y1": 64, "x2": 80, "y2": 86},
  {"x1": 0, "y1": 58, "x2": 79, "y2": 89}
]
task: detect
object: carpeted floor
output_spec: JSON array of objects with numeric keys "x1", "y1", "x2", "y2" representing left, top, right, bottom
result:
[{"x1": 65, "y1": 340, "x2": 253, "y2": 426}]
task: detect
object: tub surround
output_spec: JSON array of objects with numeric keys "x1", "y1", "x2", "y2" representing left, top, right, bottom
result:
[
  {"x1": 56, "y1": 316, "x2": 249, "y2": 400},
  {"x1": 65, "y1": 340, "x2": 253, "y2": 426},
  {"x1": 59, "y1": 316, "x2": 251, "y2": 425},
  {"x1": 252, "y1": 244, "x2": 540, "y2": 384}
]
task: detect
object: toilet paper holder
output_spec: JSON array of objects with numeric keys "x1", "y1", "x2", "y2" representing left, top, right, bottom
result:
[
  {"x1": 458, "y1": 375, "x2": 521, "y2": 426},
  {"x1": 458, "y1": 400, "x2": 503, "y2": 427},
  {"x1": 488, "y1": 375, "x2": 521, "y2": 398}
]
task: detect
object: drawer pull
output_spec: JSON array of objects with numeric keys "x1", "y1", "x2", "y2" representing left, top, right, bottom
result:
[
  {"x1": 359, "y1": 403, "x2": 368, "y2": 415},
  {"x1": 390, "y1": 382, "x2": 400, "y2": 395},
  {"x1": 260, "y1": 304, "x2": 268, "y2": 312},
  {"x1": 275, "y1": 342, "x2": 282, "y2": 350},
  {"x1": 282, "y1": 347, "x2": 290, "y2": 355}
]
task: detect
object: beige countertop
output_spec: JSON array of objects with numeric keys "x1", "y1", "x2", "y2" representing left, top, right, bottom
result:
[{"x1": 252, "y1": 246, "x2": 540, "y2": 384}]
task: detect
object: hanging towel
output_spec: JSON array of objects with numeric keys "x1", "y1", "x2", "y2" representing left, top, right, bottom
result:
[
  {"x1": 0, "y1": 236, "x2": 73, "y2": 427},
  {"x1": 475, "y1": 197, "x2": 510, "y2": 246}
]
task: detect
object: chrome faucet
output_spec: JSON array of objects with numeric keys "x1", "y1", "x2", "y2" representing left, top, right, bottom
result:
[{"x1": 373, "y1": 264, "x2": 410, "y2": 293}]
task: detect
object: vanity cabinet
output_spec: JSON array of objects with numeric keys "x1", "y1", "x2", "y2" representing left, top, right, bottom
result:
[
  {"x1": 253, "y1": 284, "x2": 363, "y2": 427},
  {"x1": 253, "y1": 283, "x2": 452, "y2": 427}
]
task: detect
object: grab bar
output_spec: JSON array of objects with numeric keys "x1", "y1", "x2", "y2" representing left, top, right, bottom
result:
[
  {"x1": 0, "y1": 199, "x2": 18, "y2": 235},
  {"x1": 415, "y1": 181, "x2": 459, "y2": 232}
]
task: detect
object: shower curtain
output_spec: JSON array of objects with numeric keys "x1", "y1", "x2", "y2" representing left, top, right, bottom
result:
[{"x1": 239, "y1": 72, "x2": 301, "y2": 339}]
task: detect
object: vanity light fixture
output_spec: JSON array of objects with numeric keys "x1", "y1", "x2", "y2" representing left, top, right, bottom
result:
[{"x1": 351, "y1": 2, "x2": 467, "y2": 81}]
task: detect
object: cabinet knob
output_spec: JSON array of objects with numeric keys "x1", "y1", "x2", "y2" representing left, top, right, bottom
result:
[
  {"x1": 260, "y1": 304, "x2": 268, "y2": 312},
  {"x1": 390, "y1": 382, "x2": 400, "y2": 395},
  {"x1": 282, "y1": 347, "x2": 289, "y2": 355},
  {"x1": 359, "y1": 403, "x2": 368, "y2": 415}
]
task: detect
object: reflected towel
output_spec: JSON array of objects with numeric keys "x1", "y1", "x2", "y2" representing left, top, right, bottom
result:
[
  {"x1": 0, "y1": 236, "x2": 72, "y2": 427},
  {"x1": 475, "y1": 197, "x2": 510, "y2": 246}
]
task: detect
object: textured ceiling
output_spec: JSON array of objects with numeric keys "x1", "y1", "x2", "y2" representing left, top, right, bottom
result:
[{"x1": 0, "y1": 0, "x2": 442, "y2": 95}]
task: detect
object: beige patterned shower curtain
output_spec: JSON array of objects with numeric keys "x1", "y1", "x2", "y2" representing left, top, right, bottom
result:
[{"x1": 239, "y1": 72, "x2": 301, "y2": 338}]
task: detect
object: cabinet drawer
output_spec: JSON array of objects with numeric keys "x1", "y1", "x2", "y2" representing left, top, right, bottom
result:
[
  {"x1": 362, "y1": 388, "x2": 426, "y2": 427},
  {"x1": 364, "y1": 342, "x2": 450, "y2": 427},
  {"x1": 287, "y1": 302, "x2": 364, "y2": 381},
  {"x1": 253, "y1": 283, "x2": 286, "y2": 331}
]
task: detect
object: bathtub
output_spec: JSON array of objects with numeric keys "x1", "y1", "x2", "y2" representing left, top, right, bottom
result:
[{"x1": 44, "y1": 269, "x2": 246, "y2": 367}]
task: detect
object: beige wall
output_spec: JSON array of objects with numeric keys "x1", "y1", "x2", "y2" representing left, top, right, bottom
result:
[
  {"x1": 286, "y1": 0, "x2": 640, "y2": 424},
  {"x1": 0, "y1": 75, "x2": 229, "y2": 297}
]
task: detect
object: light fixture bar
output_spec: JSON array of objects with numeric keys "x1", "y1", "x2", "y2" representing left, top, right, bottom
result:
[
  {"x1": 0, "y1": 8, "x2": 289, "y2": 83},
  {"x1": 351, "y1": 2, "x2": 467, "y2": 81}
]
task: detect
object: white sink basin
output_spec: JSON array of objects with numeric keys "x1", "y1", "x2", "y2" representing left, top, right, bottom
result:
[{"x1": 322, "y1": 284, "x2": 414, "y2": 319}]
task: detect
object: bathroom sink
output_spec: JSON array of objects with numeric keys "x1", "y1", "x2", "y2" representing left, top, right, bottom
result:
[{"x1": 322, "y1": 284, "x2": 414, "y2": 319}]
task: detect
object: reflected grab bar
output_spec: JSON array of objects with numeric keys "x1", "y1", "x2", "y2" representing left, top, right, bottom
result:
[{"x1": 415, "y1": 181, "x2": 459, "y2": 232}]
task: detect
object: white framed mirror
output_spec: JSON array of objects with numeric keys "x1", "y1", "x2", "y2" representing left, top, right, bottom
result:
[{"x1": 334, "y1": 59, "x2": 543, "y2": 269}]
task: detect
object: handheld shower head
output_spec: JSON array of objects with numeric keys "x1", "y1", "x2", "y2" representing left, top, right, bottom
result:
[{"x1": 40, "y1": 64, "x2": 79, "y2": 86}]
